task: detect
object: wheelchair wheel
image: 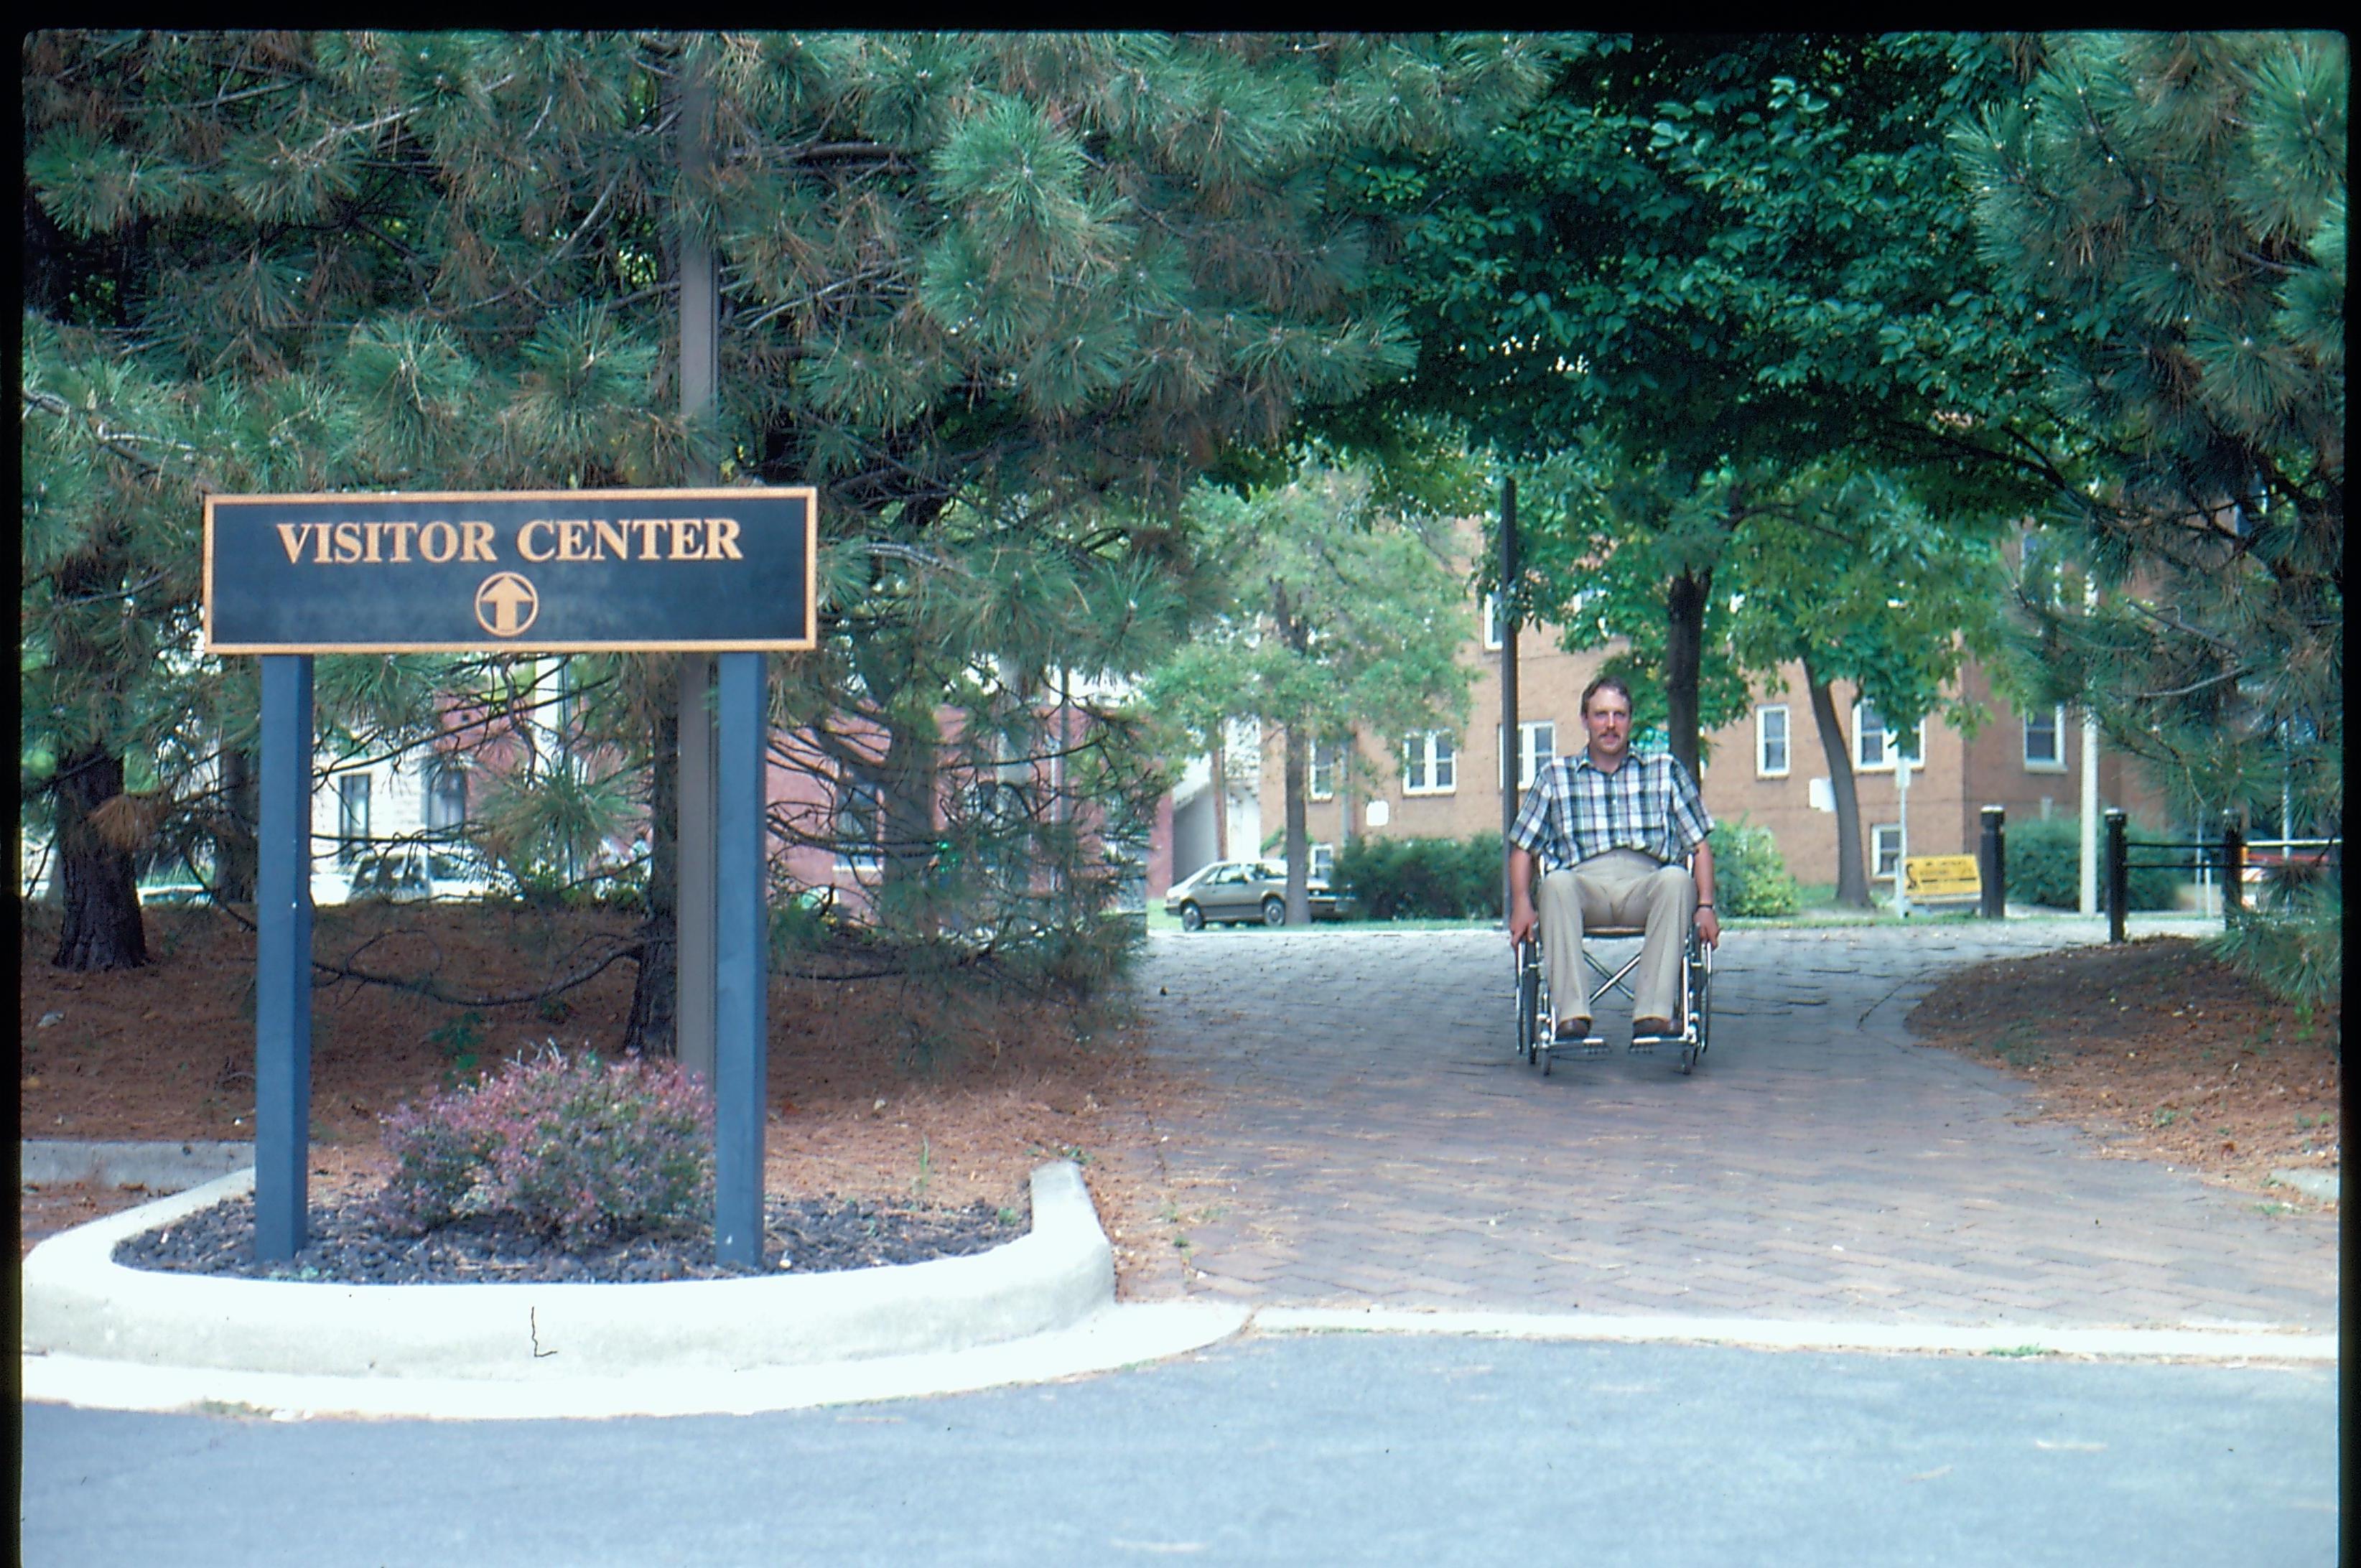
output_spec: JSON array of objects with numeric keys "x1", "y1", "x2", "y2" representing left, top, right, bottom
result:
[{"x1": 1517, "y1": 958, "x2": 1539, "y2": 1063}]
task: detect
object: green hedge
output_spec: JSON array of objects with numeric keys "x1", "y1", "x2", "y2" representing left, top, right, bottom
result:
[
  {"x1": 1336, "y1": 826, "x2": 1797, "y2": 921},
  {"x1": 2004, "y1": 815, "x2": 2184, "y2": 910},
  {"x1": 1335, "y1": 834, "x2": 1504, "y2": 921},
  {"x1": 1708, "y1": 818, "x2": 1802, "y2": 917}
]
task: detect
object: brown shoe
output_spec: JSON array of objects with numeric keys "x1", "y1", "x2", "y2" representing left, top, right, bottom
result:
[
  {"x1": 1632, "y1": 1016, "x2": 1675, "y2": 1038},
  {"x1": 1554, "y1": 1017, "x2": 1592, "y2": 1042}
]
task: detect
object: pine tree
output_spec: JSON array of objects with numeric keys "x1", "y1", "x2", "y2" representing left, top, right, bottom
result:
[
  {"x1": 1954, "y1": 32, "x2": 2344, "y2": 837},
  {"x1": 20, "y1": 33, "x2": 1547, "y2": 1008}
]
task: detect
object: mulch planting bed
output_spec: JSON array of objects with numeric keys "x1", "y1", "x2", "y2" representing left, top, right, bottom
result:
[{"x1": 114, "y1": 1190, "x2": 1024, "y2": 1284}]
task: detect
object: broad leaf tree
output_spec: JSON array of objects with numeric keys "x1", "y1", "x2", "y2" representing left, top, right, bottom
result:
[
  {"x1": 1148, "y1": 455, "x2": 1474, "y2": 924},
  {"x1": 1361, "y1": 32, "x2": 2047, "y2": 776}
]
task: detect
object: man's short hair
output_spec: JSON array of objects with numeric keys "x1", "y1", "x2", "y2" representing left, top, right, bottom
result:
[{"x1": 1580, "y1": 674, "x2": 1634, "y2": 717}]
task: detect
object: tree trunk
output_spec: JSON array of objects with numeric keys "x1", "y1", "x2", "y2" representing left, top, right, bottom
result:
[
  {"x1": 1803, "y1": 655, "x2": 1871, "y2": 909},
  {"x1": 50, "y1": 748, "x2": 149, "y2": 971},
  {"x1": 1664, "y1": 566, "x2": 1711, "y2": 780},
  {"x1": 214, "y1": 742, "x2": 258, "y2": 904},
  {"x1": 879, "y1": 718, "x2": 941, "y2": 936},
  {"x1": 1283, "y1": 724, "x2": 1310, "y2": 925},
  {"x1": 622, "y1": 686, "x2": 680, "y2": 1058}
]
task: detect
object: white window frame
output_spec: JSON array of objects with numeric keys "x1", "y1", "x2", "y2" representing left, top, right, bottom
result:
[
  {"x1": 2023, "y1": 704, "x2": 2068, "y2": 772},
  {"x1": 1852, "y1": 701, "x2": 1926, "y2": 773},
  {"x1": 1481, "y1": 592, "x2": 1505, "y2": 651},
  {"x1": 1871, "y1": 823, "x2": 1904, "y2": 881},
  {"x1": 1403, "y1": 730, "x2": 1457, "y2": 795},
  {"x1": 1308, "y1": 841, "x2": 1335, "y2": 882},
  {"x1": 1496, "y1": 721, "x2": 1557, "y2": 790},
  {"x1": 1308, "y1": 740, "x2": 1338, "y2": 802},
  {"x1": 336, "y1": 773, "x2": 373, "y2": 864},
  {"x1": 1756, "y1": 704, "x2": 1791, "y2": 778},
  {"x1": 834, "y1": 769, "x2": 885, "y2": 873}
]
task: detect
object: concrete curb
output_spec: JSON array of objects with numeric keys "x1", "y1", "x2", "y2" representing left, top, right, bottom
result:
[
  {"x1": 20, "y1": 1302, "x2": 1252, "y2": 1422},
  {"x1": 21, "y1": 1160, "x2": 1117, "y2": 1381},
  {"x1": 1254, "y1": 1307, "x2": 2339, "y2": 1363},
  {"x1": 20, "y1": 1139, "x2": 256, "y2": 1191}
]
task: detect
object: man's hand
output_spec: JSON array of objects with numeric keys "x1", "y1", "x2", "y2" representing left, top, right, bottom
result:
[
  {"x1": 1693, "y1": 905, "x2": 1722, "y2": 948},
  {"x1": 1509, "y1": 898, "x2": 1537, "y2": 946}
]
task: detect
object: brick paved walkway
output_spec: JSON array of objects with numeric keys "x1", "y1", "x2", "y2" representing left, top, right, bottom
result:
[{"x1": 1131, "y1": 918, "x2": 2339, "y2": 1330}]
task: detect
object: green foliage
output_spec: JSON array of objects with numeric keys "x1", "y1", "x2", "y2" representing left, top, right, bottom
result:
[
  {"x1": 1147, "y1": 451, "x2": 1478, "y2": 915},
  {"x1": 2003, "y1": 816, "x2": 2183, "y2": 911},
  {"x1": 21, "y1": 29, "x2": 1549, "y2": 993},
  {"x1": 1707, "y1": 819, "x2": 1802, "y2": 918},
  {"x1": 2208, "y1": 886, "x2": 2342, "y2": 1012},
  {"x1": 378, "y1": 1047, "x2": 715, "y2": 1245},
  {"x1": 424, "y1": 1009, "x2": 488, "y2": 1088},
  {"x1": 1335, "y1": 834, "x2": 1503, "y2": 921},
  {"x1": 1960, "y1": 32, "x2": 2345, "y2": 833}
]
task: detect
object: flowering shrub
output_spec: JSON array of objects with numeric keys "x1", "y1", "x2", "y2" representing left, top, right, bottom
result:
[{"x1": 379, "y1": 1047, "x2": 714, "y2": 1246}]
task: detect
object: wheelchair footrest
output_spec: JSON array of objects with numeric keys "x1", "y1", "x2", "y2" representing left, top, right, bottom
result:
[{"x1": 1543, "y1": 1035, "x2": 1608, "y2": 1059}]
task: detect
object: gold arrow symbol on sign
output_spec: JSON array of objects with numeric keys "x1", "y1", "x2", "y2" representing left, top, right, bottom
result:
[{"x1": 474, "y1": 571, "x2": 539, "y2": 638}]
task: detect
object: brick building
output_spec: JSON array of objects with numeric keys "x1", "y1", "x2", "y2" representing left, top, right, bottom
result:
[{"x1": 1233, "y1": 521, "x2": 2171, "y2": 898}]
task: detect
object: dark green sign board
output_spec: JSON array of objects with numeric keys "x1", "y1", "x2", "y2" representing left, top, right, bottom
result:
[{"x1": 204, "y1": 487, "x2": 817, "y2": 653}]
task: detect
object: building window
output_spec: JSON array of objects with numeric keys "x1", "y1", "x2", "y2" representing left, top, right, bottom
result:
[
  {"x1": 1872, "y1": 823, "x2": 1904, "y2": 881},
  {"x1": 834, "y1": 769, "x2": 885, "y2": 872},
  {"x1": 424, "y1": 760, "x2": 468, "y2": 833},
  {"x1": 1481, "y1": 592, "x2": 1505, "y2": 651},
  {"x1": 1404, "y1": 731, "x2": 1456, "y2": 794},
  {"x1": 1308, "y1": 741, "x2": 1339, "y2": 801},
  {"x1": 336, "y1": 773, "x2": 372, "y2": 864},
  {"x1": 2024, "y1": 705, "x2": 2067, "y2": 770},
  {"x1": 1756, "y1": 705, "x2": 1790, "y2": 778},
  {"x1": 1308, "y1": 842, "x2": 1335, "y2": 882},
  {"x1": 1852, "y1": 701, "x2": 1925, "y2": 773},
  {"x1": 1496, "y1": 721, "x2": 1557, "y2": 790}
]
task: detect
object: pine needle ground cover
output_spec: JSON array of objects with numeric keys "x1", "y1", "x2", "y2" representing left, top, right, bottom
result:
[
  {"x1": 17, "y1": 901, "x2": 1193, "y2": 1297},
  {"x1": 1907, "y1": 938, "x2": 2341, "y2": 1208}
]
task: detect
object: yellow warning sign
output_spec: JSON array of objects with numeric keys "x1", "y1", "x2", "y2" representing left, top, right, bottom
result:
[{"x1": 1904, "y1": 854, "x2": 1982, "y2": 899}]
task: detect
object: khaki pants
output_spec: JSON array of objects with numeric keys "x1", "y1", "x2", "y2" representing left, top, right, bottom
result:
[{"x1": 1538, "y1": 849, "x2": 1695, "y2": 1026}]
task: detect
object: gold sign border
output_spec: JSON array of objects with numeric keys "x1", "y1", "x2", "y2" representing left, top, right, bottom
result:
[{"x1": 202, "y1": 487, "x2": 821, "y2": 655}]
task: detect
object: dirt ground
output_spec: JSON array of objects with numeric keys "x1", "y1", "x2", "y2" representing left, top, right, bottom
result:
[
  {"x1": 22, "y1": 912, "x2": 2339, "y2": 1277},
  {"x1": 1906, "y1": 935, "x2": 2340, "y2": 1209},
  {"x1": 17, "y1": 902, "x2": 1193, "y2": 1294}
]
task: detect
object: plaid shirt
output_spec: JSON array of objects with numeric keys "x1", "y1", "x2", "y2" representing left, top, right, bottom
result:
[{"x1": 1509, "y1": 749, "x2": 1714, "y2": 872}]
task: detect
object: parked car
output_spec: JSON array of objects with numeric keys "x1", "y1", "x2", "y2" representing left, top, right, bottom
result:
[
  {"x1": 345, "y1": 844, "x2": 504, "y2": 904},
  {"x1": 1165, "y1": 859, "x2": 1347, "y2": 930}
]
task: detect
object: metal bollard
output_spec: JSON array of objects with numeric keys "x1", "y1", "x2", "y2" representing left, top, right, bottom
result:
[
  {"x1": 1978, "y1": 805, "x2": 2006, "y2": 919},
  {"x1": 2104, "y1": 808, "x2": 2128, "y2": 943},
  {"x1": 2222, "y1": 817, "x2": 2245, "y2": 921}
]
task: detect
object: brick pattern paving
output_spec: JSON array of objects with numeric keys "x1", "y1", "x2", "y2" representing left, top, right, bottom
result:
[{"x1": 1133, "y1": 919, "x2": 2339, "y2": 1329}]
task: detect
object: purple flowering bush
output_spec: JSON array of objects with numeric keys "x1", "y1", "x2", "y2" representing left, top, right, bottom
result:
[{"x1": 379, "y1": 1047, "x2": 714, "y2": 1246}]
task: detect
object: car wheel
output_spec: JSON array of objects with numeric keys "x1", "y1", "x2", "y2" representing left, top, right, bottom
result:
[
  {"x1": 1179, "y1": 902, "x2": 1204, "y2": 932},
  {"x1": 1262, "y1": 895, "x2": 1286, "y2": 927}
]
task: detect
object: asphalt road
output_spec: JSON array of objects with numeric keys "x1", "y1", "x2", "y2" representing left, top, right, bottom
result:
[{"x1": 21, "y1": 1334, "x2": 2335, "y2": 1567}]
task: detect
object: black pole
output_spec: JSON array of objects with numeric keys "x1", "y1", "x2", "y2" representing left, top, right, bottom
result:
[
  {"x1": 1499, "y1": 476, "x2": 1518, "y2": 922},
  {"x1": 2222, "y1": 815, "x2": 2245, "y2": 921},
  {"x1": 2104, "y1": 808, "x2": 2128, "y2": 943},
  {"x1": 1978, "y1": 805, "x2": 2006, "y2": 920}
]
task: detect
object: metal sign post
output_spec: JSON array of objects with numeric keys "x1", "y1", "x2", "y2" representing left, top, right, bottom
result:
[
  {"x1": 254, "y1": 654, "x2": 314, "y2": 1259},
  {"x1": 712, "y1": 651, "x2": 770, "y2": 1264}
]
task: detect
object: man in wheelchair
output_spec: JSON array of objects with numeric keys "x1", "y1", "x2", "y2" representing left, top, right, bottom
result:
[{"x1": 1505, "y1": 675, "x2": 1720, "y2": 1046}]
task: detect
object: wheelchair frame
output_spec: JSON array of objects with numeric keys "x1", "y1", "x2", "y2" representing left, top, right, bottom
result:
[{"x1": 1514, "y1": 922, "x2": 1713, "y2": 1077}]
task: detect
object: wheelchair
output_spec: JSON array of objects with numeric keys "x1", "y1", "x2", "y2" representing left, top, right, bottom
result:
[{"x1": 1514, "y1": 917, "x2": 1713, "y2": 1077}]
